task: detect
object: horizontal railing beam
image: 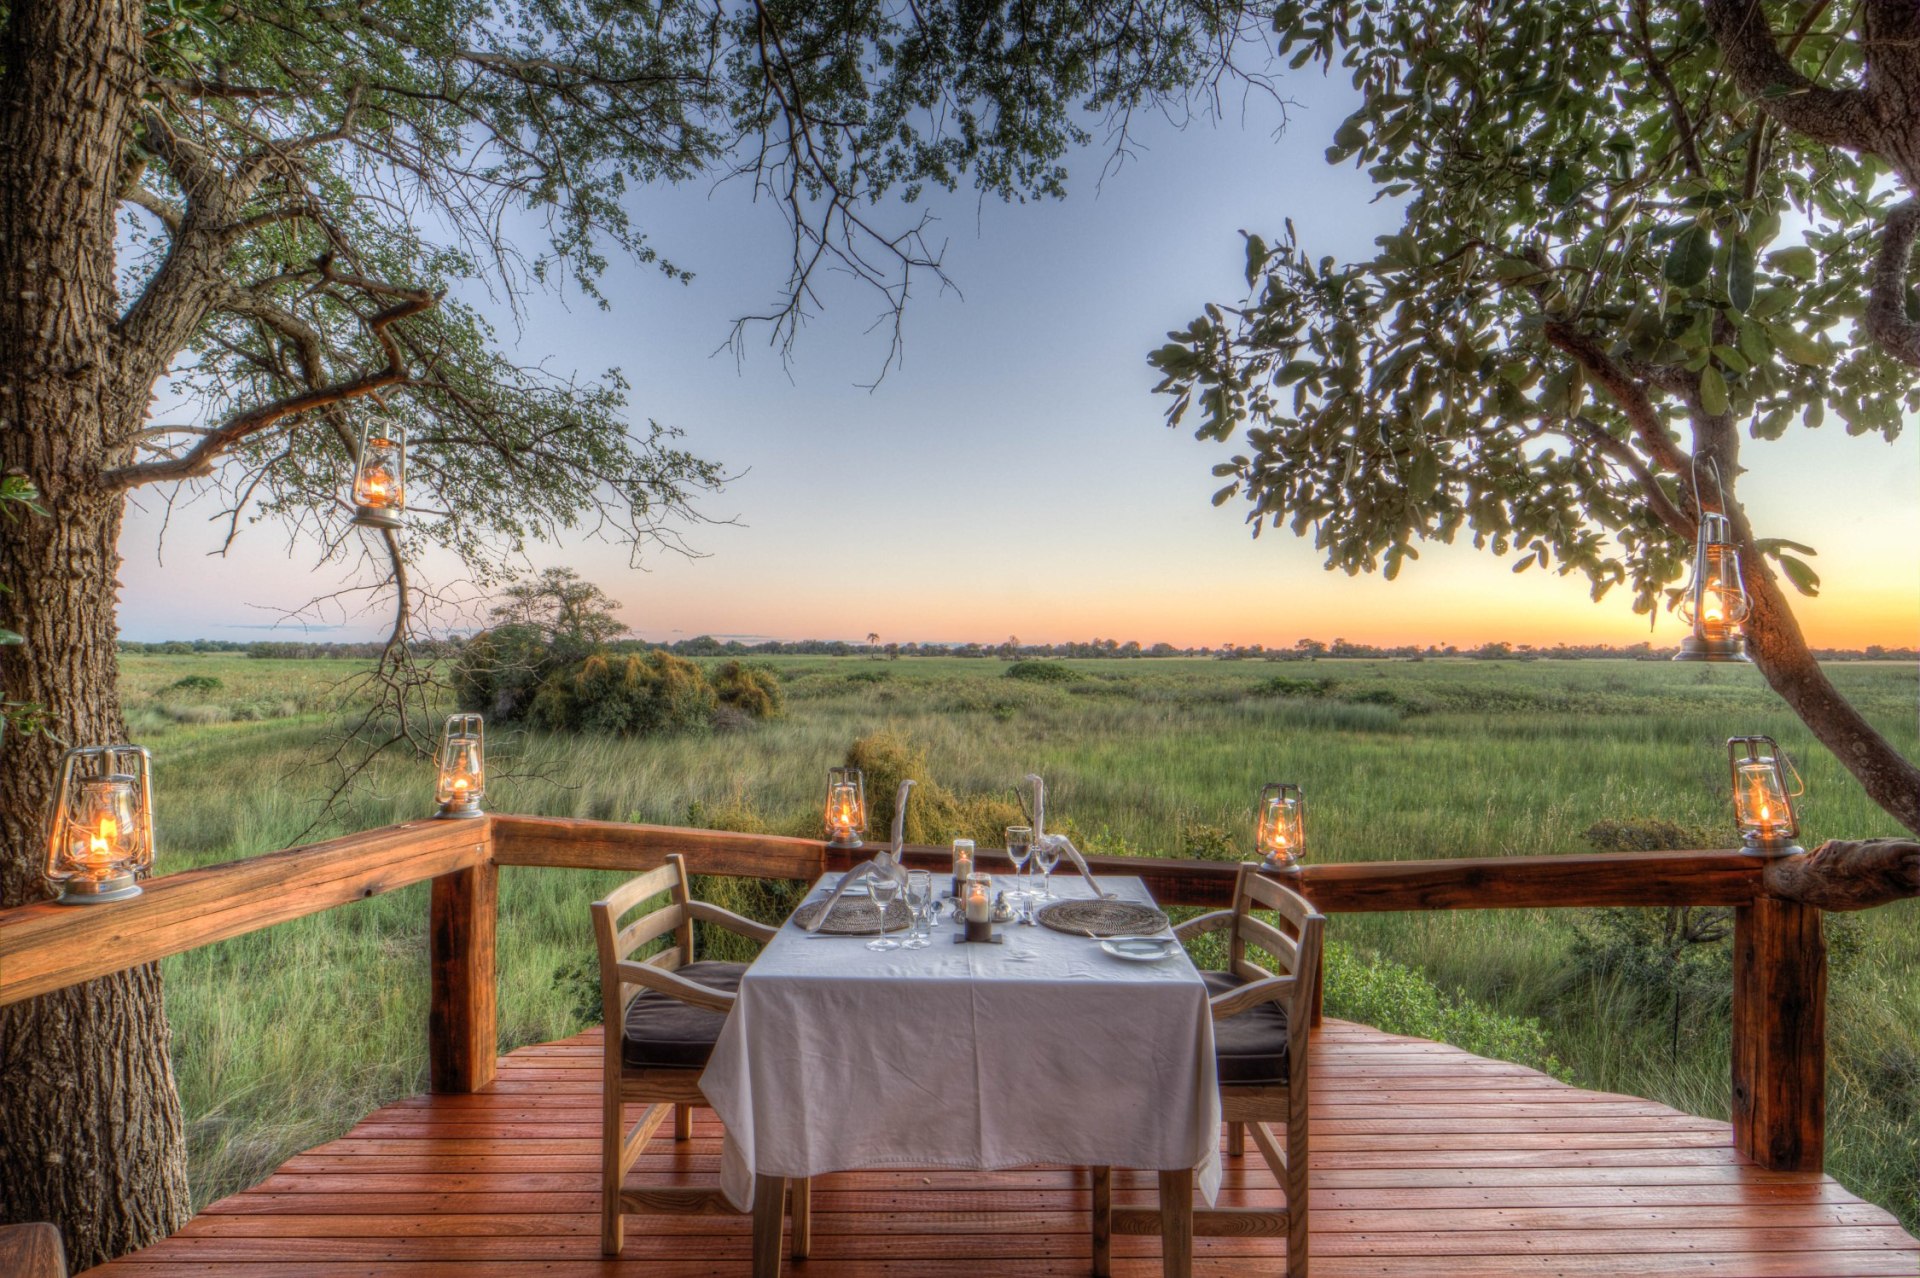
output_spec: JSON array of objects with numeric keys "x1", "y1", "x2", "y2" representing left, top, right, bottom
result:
[
  {"x1": 1287, "y1": 849, "x2": 1762, "y2": 913},
  {"x1": 0, "y1": 819, "x2": 489, "y2": 1008}
]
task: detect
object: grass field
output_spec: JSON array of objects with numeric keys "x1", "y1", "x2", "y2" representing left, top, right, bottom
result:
[{"x1": 119, "y1": 652, "x2": 1920, "y2": 1227}]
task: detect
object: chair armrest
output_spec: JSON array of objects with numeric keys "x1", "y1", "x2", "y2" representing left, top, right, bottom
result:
[
  {"x1": 1174, "y1": 910, "x2": 1234, "y2": 941},
  {"x1": 616, "y1": 959, "x2": 737, "y2": 1013},
  {"x1": 1209, "y1": 975, "x2": 1295, "y2": 1022},
  {"x1": 687, "y1": 900, "x2": 778, "y2": 944}
]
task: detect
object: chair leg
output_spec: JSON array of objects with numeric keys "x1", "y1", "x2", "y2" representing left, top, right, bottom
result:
[
  {"x1": 1090, "y1": 1166, "x2": 1112, "y2": 1278},
  {"x1": 674, "y1": 1102, "x2": 694, "y2": 1141},
  {"x1": 789, "y1": 1176, "x2": 812, "y2": 1260},
  {"x1": 600, "y1": 1101, "x2": 625, "y2": 1256},
  {"x1": 1158, "y1": 1168, "x2": 1194, "y2": 1278},
  {"x1": 752, "y1": 1174, "x2": 786, "y2": 1278},
  {"x1": 1227, "y1": 1121, "x2": 1246, "y2": 1158}
]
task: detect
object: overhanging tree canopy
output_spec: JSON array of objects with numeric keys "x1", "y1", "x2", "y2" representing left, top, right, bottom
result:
[{"x1": 1150, "y1": 0, "x2": 1920, "y2": 833}]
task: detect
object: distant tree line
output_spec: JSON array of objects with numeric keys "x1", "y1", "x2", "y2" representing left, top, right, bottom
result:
[{"x1": 117, "y1": 634, "x2": 1917, "y2": 663}]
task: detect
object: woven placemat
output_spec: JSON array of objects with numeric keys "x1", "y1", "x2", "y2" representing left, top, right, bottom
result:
[
  {"x1": 1035, "y1": 898, "x2": 1169, "y2": 938},
  {"x1": 792, "y1": 898, "x2": 912, "y2": 935}
]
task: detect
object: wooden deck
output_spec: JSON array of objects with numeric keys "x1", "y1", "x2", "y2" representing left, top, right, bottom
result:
[{"x1": 89, "y1": 1020, "x2": 1919, "y2": 1277}]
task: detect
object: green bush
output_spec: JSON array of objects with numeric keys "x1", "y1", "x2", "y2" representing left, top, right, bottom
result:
[
  {"x1": 1005, "y1": 659, "x2": 1082, "y2": 683},
  {"x1": 1247, "y1": 674, "x2": 1336, "y2": 698},
  {"x1": 529, "y1": 650, "x2": 717, "y2": 737},
  {"x1": 453, "y1": 624, "x2": 552, "y2": 721},
  {"x1": 843, "y1": 731, "x2": 1023, "y2": 846},
  {"x1": 711, "y1": 661, "x2": 784, "y2": 718},
  {"x1": 165, "y1": 674, "x2": 224, "y2": 694}
]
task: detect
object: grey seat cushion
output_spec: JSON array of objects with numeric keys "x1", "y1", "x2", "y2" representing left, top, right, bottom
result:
[
  {"x1": 620, "y1": 960, "x2": 746, "y2": 1071},
  {"x1": 1201, "y1": 969, "x2": 1293, "y2": 1085}
]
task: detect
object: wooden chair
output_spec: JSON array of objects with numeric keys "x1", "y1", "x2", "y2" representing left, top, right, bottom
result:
[
  {"x1": 1092, "y1": 863, "x2": 1323, "y2": 1278},
  {"x1": 591, "y1": 853, "x2": 809, "y2": 1274}
]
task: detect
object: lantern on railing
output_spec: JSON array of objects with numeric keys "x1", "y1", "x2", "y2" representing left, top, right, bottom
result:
[
  {"x1": 1255, "y1": 782, "x2": 1306, "y2": 870},
  {"x1": 350, "y1": 421, "x2": 406, "y2": 529},
  {"x1": 435, "y1": 714, "x2": 485, "y2": 819},
  {"x1": 44, "y1": 745, "x2": 154, "y2": 904},
  {"x1": 824, "y1": 766, "x2": 866, "y2": 848},
  {"x1": 1728, "y1": 736, "x2": 1803, "y2": 856},
  {"x1": 1674, "y1": 513, "x2": 1751, "y2": 663}
]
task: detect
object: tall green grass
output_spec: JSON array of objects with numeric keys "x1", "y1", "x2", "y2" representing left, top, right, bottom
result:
[{"x1": 121, "y1": 653, "x2": 1920, "y2": 1224}]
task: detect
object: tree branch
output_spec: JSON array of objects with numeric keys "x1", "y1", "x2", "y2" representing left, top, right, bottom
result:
[
  {"x1": 1865, "y1": 198, "x2": 1920, "y2": 368},
  {"x1": 101, "y1": 273, "x2": 438, "y2": 490},
  {"x1": 1765, "y1": 838, "x2": 1920, "y2": 910},
  {"x1": 1543, "y1": 320, "x2": 1696, "y2": 478},
  {"x1": 1703, "y1": 0, "x2": 1876, "y2": 150}
]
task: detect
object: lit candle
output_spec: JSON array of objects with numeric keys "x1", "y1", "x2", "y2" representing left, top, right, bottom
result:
[{"x1": 963, "y1": 874, "x2": 992, "y2": 941}]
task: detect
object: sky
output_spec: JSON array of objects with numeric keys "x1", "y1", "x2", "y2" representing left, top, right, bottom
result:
[{"x1": 116, "y1": 73, "x2": 1919, "y2": 650}]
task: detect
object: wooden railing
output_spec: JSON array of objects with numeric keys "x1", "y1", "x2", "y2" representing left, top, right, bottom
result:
[{"x1": 0, "y1": 813, "x2": 1859, "y2": 1172}]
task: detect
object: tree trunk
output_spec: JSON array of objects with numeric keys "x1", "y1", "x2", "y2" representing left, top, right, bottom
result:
[
  {"x1": 0, "y1": 0, "x2": 193, "y2": 1267},
  {"x1": 1738, "y1": 539, "x2": 1920, "y2": 838}
]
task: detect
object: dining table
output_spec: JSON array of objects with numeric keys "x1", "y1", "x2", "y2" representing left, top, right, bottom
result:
[{"x1": 698, "y1": 871, "x2": 1222, "y2": 1273}]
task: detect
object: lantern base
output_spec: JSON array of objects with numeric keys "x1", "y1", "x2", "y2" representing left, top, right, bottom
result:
[
  {"x1": 1741, "y1": 838, "x2": 1805, "y2": 860},
  {"x1": 55, "y1": 873, "x2": 143, "y2": 905},
  {"x1": 1260, "y1": 852, "x2": 1300, "y2": 872},
  {"x1": 436, "y1": 799, "x2": 485, "y2": 820},
  {"x1": 1674, "y1": 634, "x2": 1750, "y2": 662},
  {"x1": 826, "y1": 834, "x2": 864, "y2": 850},
  {"x1": 351, "y1": 505, "x2": 405, "y2": 530}
]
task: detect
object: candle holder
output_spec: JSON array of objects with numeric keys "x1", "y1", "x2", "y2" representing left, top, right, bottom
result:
[
  {"x1": 951, "y1": 838, "x2": 976, "y2": 897},
  {"x1": 45, "y1": 745, "x2": 155, "y2": 904},
  {"x1": 824, "y1": 767, "x2": 866, "y2": 849},
  {"x1": 1728, "y1": 736, "x2": 1803, "y2": 857},
  {"x1": 958, "y1": 872, "x2": 998, "y2": 943},
  {"x1": 350, "y1": 419, "x2": 406, "y2": 530},
  {"x1": 1255, "y1": 782, "x2": 1306, "y2": 870},
  {"x1": 435, "y1": 713, "x2": 485, "y2": 819}
]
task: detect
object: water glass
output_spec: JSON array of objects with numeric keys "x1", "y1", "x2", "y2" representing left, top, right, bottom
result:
[
  {"x1": 1033, "y1": 836, "x2": 1061, "y2": 900},
  {"x1": 903, "y1": 870, "x2": 932, "y2": 948},
  {"x1": 1005, "y1": 825, "x2": 1033, "y2": 901},
  {"x1": 867, "y1": 874, "x2": 902, "y2": 951}
]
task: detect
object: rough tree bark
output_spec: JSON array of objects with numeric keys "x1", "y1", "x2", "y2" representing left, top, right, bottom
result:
[{"x1": 0, "y1": 0, "x2": 194, "y2": 1267}]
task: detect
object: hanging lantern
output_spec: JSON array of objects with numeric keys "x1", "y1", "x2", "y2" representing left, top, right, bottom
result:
[
  {"x1": 44, "y1": 745, "x2": 155, "y2": 904},
  {"x1": 1255, "y1": 782, "x2": 1306, "y2": 869},
  {"x1": 1728, "y1": 736, "x2": 1803, "y2": 856},
  {"x1": 824, "y1": 766, "x2": 866, "y2": 848},
  {"x1": 435, "y1": 714, "x2": 486, "y2": 819},
  {"x1": 350, "y1": 420, "x2": 406, "y2": 529},
  {"x1": 1674, "y1": 513, "x2": 1751, "y2": 662}
]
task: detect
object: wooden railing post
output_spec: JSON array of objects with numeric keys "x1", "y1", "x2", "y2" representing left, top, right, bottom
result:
[
  {"x1": 429, "y1": 836, "x2": 498, "y2": 1094},
  {"x1": 1731, "y1": 895, "x2": 1826, "y2": 1171}
]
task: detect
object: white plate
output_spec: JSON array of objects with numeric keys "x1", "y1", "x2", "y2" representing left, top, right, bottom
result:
[
  {"x1": 1100, "y1": 937, "x2": 1178, "y2": 963},
  {"x1": 832, "y1": 883, "x2": 871, "y2": 897}
]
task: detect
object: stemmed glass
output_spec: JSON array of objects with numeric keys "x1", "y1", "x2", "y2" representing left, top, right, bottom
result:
[
  {"x1": 1032, "y1": 836, "x2": 1061, "y2": 901},
  {"x1": 1005, "y1": 826, "x2": 1033, "y2": 905},
  {"x1": 867, "y1": 874, "x2": 902, "y2": 951},
  {"x1": 902, "y1": 871, "x2": 932, "y2": 949}
]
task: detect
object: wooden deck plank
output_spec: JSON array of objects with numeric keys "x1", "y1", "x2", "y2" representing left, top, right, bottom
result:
[{"x1": 84, "y1": 1020, "x2": 1919, "y2": 1277}]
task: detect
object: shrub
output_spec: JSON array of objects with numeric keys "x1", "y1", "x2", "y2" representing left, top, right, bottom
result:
[
  {"x1": 1005, "y1": 659, "x2": 1081, "y2": 683},
  {"x1": 842, "y1": 731, "x2": 1022, "y2": 846},
  {"x1": 1248, "y1": 674, "x2": 1336, "y2": 698},
  {"x1": 711, "y1": 661, "x2": 783, "y2": 718},
  {"x1": 453, "y1": 624, "x2": 552, "y2": 721},
  {"x1": 165, "y1": 674, "x2": 224, "y2": 694},
  {"x1": 529, "y1": 650, "x2": 716, "y2": 737},
  {"x1": 844, "y1": 667, "x2": 890, "y2": 684}
]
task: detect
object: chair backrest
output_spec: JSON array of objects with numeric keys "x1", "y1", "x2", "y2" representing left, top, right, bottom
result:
[
  {"x1": 590, "y1": 853, "x2": 697, "y2": 1040},
  {"x1": 1229, "y1": 862, "x2": 1325, "y2": 1055}
]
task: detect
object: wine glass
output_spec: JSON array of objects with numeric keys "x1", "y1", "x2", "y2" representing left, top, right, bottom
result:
[
  {"x1": 867, "y1": 874, "x2": 902, "y2": 951},
  {"x1": 1032, "y1": 836, "x2": 1061, "y2": 901},
  {"x1": 902, "y1": 870, "x2": 932, "y2": 949},
  {"x1": 1005, "y1": 825, "x2": 1033, "y2": 904}
]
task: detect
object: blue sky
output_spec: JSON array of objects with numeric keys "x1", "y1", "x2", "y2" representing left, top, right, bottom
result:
[{"x1": 116, "y1": 72, "x2": 1918, "y2": 649}]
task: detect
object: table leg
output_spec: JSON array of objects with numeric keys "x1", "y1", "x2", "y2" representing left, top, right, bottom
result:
[
  {"x1": 1091, "y1": 1166, "x2": 1112, "y2": 1277},
  {"x1": 752, "y1": 1174, "x2": 786, "y2": 1278},
  {"x1": 790, "y1": 1176, "x2": 812, "y2": 1260},
  {"x1": 1158, "y1": 1168, "x2": 1194, "y2": 1278}
]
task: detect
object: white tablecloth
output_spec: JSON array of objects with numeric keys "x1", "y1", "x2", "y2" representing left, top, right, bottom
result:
[{"x1": 699, "y1": 874, "x2": 1222, "y2": 1210}]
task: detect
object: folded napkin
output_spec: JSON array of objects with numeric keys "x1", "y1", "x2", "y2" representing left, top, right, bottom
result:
[{"x1": 1040, "y1": 832, "x2": 1113, "y2": 899}]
